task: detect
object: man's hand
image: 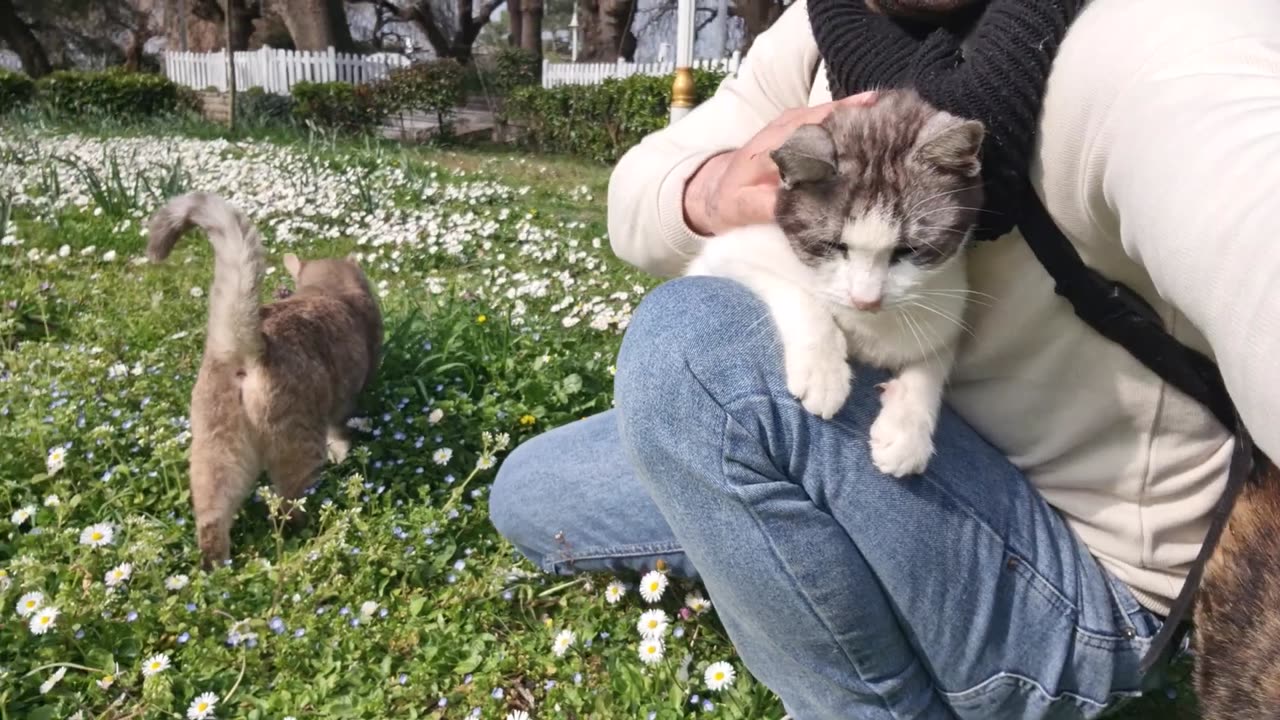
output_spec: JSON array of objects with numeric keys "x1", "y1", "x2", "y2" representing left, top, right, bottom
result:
[{"x1": 682, "y1": 91, "x2": 879, "y2": 236}]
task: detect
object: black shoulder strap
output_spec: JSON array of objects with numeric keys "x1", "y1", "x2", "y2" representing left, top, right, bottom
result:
[{"x1": 1015, "y1": 179, "x2": 1252, "y2": 675}]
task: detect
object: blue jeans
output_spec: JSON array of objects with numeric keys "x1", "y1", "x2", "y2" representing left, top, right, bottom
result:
[{"x1": 491, "y1": 276, "x2": 1170, "y2": 720}]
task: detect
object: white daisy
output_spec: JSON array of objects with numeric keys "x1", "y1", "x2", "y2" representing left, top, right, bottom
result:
[
  {"x1": 432, "y1": 448, "x2": 453, "y2": 466},
  {"x1": 505, "y1": 712, "x2": 530, "y2": 720},
  {"x1": 38, "y1": 666, "x2": 66, "y2": 694},
  {"x1": 80, "y1": 523, "x2": 115, "y2": 547},
  {"x1": 43, "y1": 495, "x2": 60, "y2": 508},
  {"x1": 551, "y1": 629, "x2": 575, "y2": 657},
  {"x1": 427, "y1": 408, "x2": 444, "y2": 425},
  {"x1": 165, "y1": 574, "x2": 190, "y2": 591},
  {"x1": 685, "y1": 592, "x2": 712, "y2": 614},
  {"x1": 29, "y1": 606, "x2": 59, "y2": 635},
  {"x1": 141, "y1": 653, "x2": 171, "y2": 677},
  {"x1": 639, "y1": 570, "x2": 667, "y2": 603},
  {"x1": 475, "y1": 454, "x2": 496, "y2": 470},
  {"x1": 604, "y1": 581, "x2": 626, "y2": 605},
  {"x1": 637, "y1": 638, "x2": 665, "y2": 665},
  {"x1": 46, "y1": 446, "x2": 66, "y2": 475},
  {"x1": 97, "y1": 674, "x2": 115, "y2": 690},
  {"x1": 704, "y1": 661, "x2": 736, "y2": 691},
  {"x1": 360, "y1": 600, "x2": 379, "y2": 618},
  {"x1": 190, "y1": 286, "x2": 204, "y2": 298},
  {"x1": 104, "y1": 562, "x2": 133, "y2": 588},
  {"x1": 102, "y1": 249, "x2": 117, "y2": 262},
  {"x1": 636, "y1": 609, "x2": 669, "y2": 639},
  {"x1": 11, "y1": 505, "x2": 35, "y2": 525},
  {"x1": 187, "y1": 691, "x2": 219, "y2": 719},
  {"x1": 16, "y1": 591, "x2": 44, "y2": 617}
]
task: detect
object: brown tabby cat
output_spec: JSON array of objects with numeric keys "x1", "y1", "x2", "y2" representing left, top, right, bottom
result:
[
  {"x1": 147, "y1": 192, "x2": 383, "y2": 569},
  {"x1": 1195, "y1": 451, "x2": 1280, "y2": 720}
]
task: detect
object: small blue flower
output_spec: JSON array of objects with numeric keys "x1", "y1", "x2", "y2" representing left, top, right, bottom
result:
[
  {"x1": 339, "y1": 606, "x2": 350, "y2": 616},
  {"x1": 573, "y1": 673, "x2": 583, "y2": 685},
  {"x1": 186, "y1": 603, "x2": 197, "y2": 612},
  {"x1": 502, "y1": 590, "x2": 513, "y2": 601},
  {"x1": 453, "y1": 560, "x2": 466, "y2": 571},
  {"x1": 126, "y1": 611, "x2": 138, "y2": 622},
  {"x1": 437, "y1": 698, "x2": 448, "y2": 708},
  {"x1": 178, "y1": 632, "x2": 190, "y2": 643},
  {"x1": 446, "y1": 573, "x2": 457, "y2": 584},
  {"x1": 491, "y1": 688, "x2": 504, "y2": 700},
  {"x1": 674, "y1": 626, "x2": 686, "y2": 639},
  {"x1": 691, "y1": 695, "x2": 700, "y2": 705},
  {"x1": 544, "y1": 680, "x2": 557, "y2": 690},
  {"x1": 398, "y1": 673, "x2": 408, "y2": 685},
  {"x1": 269, "y1": 617, "x2": 286, "y2": 634},
  {"x1": 294, "y1": 628, "x2": 306, "y2": 638},
  {"x1": 350, "y1": 618, "x2": 360, "y2": 627},
  {"x1": 702, "y1": 700, "x2": 715, "y2": 712},
  {"x1": 464, "y1": 674, "x2": 473, "y2": 684}
]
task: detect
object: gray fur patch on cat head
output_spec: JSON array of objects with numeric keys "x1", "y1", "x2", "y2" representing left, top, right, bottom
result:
[{"x1": 773, "y1": 88, "x2": 986, "y2": 269}]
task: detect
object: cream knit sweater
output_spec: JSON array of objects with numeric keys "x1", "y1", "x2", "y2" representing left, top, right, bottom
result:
[{"x1": 606, "y1": 0, "x2": 1280, "y2": 615}]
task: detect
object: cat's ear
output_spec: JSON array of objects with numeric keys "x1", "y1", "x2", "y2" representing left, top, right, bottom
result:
[
  {"x1": 283, "y1": 253, "x2": 303, "y2": 280},
  {"x1": 915, "y1": 114, "x2": 985, "y2": 177},
  {"x1": 770, "y1": 124, "x2": 837, "y2": 188}
]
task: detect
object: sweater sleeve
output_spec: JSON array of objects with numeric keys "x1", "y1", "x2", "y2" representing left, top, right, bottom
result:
[
  {"x1": 1102, "y1": 37, "x2": 1280, "y2": 461},
  {"x1": 605, "y1": 0, "x2": 822, "y2": 278}
]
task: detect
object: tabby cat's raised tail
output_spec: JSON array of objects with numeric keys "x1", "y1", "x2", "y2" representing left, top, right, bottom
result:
[{"x1": 147, "y1": 192, "x2": 266, "y2": 364}]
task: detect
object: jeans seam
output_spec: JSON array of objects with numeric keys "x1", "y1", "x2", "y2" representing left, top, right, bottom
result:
[
  {"x1": 942, "y1": 670, "x2": 1145, "y2": 708},
  {"x1": 546, "y1": 540, "x2": 684, "y2": 568}
]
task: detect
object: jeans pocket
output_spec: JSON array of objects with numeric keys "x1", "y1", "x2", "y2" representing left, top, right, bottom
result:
[{"x1": 945, "y1": 672, "x2": 1116, "y2": 720}]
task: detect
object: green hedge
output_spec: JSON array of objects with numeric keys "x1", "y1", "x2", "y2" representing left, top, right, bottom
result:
[
  {"x1": 381, "y1": 59, "x2": 467, "y2": 135},
  {"x1": 291, "y1": 81, "x2": 390, "y2": 133},
  {"x1": 501, "y1": 69, "x2": 728, "y2": 162},
  {"x1": 492, "y1": 47, "x2": 541, "y2": 92},
  {"x1": 35, "y1": 68, "x2": 184, "y2": 119},
  {"x1": 0, "y1": 69, "x2": 35, "y2": 113},
  {"x1": 239, "y1": 86, "x2": 295, "y2": 128}
]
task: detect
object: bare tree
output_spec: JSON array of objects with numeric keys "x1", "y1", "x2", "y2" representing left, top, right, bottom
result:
[
  {"x1": 0, "y1": 0, "x2": 53, "y2": 76},
  {"x1": 347, "y1": 0, "x2": 506, "y2": 62},
  {"x1": 727, "y1": 0, "x2": 781, "y2": 52},
  {"x1": 576, "y1": 0, "x2": 636, "y2": 61},
  {"x1": 272, "y1": 0, "x2": 355, "y2": 50}
]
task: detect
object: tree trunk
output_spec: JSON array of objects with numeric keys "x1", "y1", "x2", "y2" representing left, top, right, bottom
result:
[
  {"x1": 508, "y1": 0, "x2": 523, "y2": 47},
  {"x1": 276, "y1": 0, "x2": 354, "y2": 51},
  {"x1": 730, "y1": 0, "x2": 782, "y2": 53},
  {"x1": 0, "y1": 0, "x2": 52, "y2": 77},
  {"x1": 577, "y1": 0, "x2": 633, "y2": 62},
  {"x1": 519, "y1": 0, "x2": 543, "y2": 59}
]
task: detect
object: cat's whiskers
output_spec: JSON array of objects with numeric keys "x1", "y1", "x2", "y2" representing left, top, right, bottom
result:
[
  {"x1": 908, "y1": 205, "x2": 998, "y2": 221},
  {"x1": 912, "y1": 224, "x2": 971, "y2": 236},
  {"x1": 903, "y1": 183, "x2": 984, "y2": 217},
  {"x1": 915, "y1": 289, "x2": 995, "y2": 308},
  {"x1": 906, "y1": 299, "x2": 975, "y2": 339}
]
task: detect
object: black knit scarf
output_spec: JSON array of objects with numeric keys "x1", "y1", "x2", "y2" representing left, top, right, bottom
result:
[{"x1": 807, "y1": 0, "x2": 1084, "y2": 240}]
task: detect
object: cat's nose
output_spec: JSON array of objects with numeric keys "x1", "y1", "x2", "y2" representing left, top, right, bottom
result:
[{"x1": 853, "y1": 297, "x2": 882, "y2": 312}]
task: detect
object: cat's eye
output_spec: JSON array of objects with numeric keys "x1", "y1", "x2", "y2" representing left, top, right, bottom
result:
[{"x1": 890, "y1": 246, "x2": 914, "y2": 263}]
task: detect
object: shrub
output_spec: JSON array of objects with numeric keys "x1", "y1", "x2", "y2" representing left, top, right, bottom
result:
[
  {"x1": 501, "y1": 68, "x2": 728, "y2": 162},
  {"x1": 492, "y1": 47, "x2": 541, "y2": 92},
  {"x1": 239, "y1": 87, "x2": 294, "y2": 128},
  {"x1": 291, "y1": 80, "x2": 389, "y2": 133},
  {"x1": 35, "y1": 68, "x2": 183, "y2": 119},
  {"x1": 380, "y1": 59, "x2": 467, "y2": 137},
  {"x1": 0, "y1": 69, "x2": 35, "y2": 113}
]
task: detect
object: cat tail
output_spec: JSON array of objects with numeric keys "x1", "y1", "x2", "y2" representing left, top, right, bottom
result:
[{"x1": 147, "y1": 192, "x2": 266, "y2": 365}]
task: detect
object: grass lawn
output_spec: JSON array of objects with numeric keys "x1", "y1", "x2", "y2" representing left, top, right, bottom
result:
[{"x1": 0, "y1": 118, "x2": 1199, "y2": 719}]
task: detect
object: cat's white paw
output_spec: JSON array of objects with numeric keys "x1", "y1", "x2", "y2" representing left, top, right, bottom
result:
[
  {"x1": 868, "y1": 381, "x2": 935, "y2": 477},
  {"x1": 784, "y1": 337, "x2": 852, "y2": 419},
  {"x1": 326, "y1": 432, "x2": 351, "y2": 464}
]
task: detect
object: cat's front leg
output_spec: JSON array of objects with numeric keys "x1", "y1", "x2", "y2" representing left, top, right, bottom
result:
[
  {"x1": 869, "y1": 351, "x2": 953, "y2": 478},
  {"x1": 769, "y1": 294, "x2": 853, "y2": 419}
]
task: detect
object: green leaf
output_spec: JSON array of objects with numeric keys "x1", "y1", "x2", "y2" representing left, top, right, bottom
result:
[{"x1": 561, "y1": 373, "x2": 582, "y2": 395}]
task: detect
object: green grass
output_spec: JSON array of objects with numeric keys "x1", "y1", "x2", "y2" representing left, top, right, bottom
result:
[{"x1": 0, "y1": 118, "x2": 1199, "y2": 719}]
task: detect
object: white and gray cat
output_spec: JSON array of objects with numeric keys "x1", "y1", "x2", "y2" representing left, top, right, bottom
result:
[{"x1": 687, "y1": 89, "x2": 986, "y2": 477}]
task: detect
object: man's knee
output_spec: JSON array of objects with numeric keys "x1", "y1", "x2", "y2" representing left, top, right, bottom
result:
[{"x1": 489, "y1": 438, "x2": 555, "y2": 564}]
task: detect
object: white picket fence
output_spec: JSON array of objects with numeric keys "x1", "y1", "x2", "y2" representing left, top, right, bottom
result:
[
  {"x1": 541, "y1": 53, "x2": 742, "y2": 89},
  {"x1": 162, "y1": 47, "x2": 409, "y2": 95}
]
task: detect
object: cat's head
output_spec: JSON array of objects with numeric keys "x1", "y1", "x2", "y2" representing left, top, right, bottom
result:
[
  {"x1": 283, "y1": 253, "x2": 374, "y2": 298},
  {"x1": 771, "y1": 89, "x2": 985, "y2": 312}
]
